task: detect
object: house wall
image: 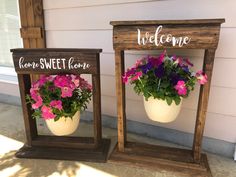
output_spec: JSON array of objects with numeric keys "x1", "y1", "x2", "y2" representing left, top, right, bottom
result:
[{"x1": 42, "y1": 0, "x2": 236, "y2": 143}]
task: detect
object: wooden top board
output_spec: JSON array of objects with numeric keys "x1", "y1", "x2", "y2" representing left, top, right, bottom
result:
[
  {"x1": 110, "y1": 19, "x2": 225, "y2": 26},
  {"x1": 11, "y1": 48, "x2": 102, "y2": 74},
  {"x1": 111, "y1": 19, "x2": 225, "y2": 50},
  {"x1": 11, "y1": 48, "x2": 102, "y2": 53}
]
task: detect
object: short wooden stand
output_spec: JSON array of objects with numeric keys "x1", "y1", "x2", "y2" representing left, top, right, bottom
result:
[
  {"x1": 11, "y1": 48, "x2": 110, "y2": 162},
  {"x1": 109, "y1": 19, "x2": 225, "y2": 176}
]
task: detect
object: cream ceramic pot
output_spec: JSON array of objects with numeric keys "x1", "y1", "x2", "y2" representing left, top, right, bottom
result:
[
  {"x1": 45, "y1": 111, "x2": 80, "y2": 136},
  {"x1": 143, "y1": 97, "x2": 182, "y2": 123}
]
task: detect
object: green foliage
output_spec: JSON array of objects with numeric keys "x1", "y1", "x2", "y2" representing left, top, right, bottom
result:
[{"x1": 125, "y1": 53, "x2": 199, "y2": 106}]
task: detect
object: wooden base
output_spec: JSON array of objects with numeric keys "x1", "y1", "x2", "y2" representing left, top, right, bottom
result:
[
  {"x1": 109, "y1": 141, "x2": 212, "y2": 177},
  {"x1": 15, "y1": 138, "x2": 111, "y2": 162}
]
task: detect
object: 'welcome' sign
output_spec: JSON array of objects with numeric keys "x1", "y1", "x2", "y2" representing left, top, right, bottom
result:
[
  {"x1": 111, "y1": 20, "x2": 221, "y2": 50},
  {"x1": 137, "y1": 25, "x2": 191, "y2": 47},
  {"x1": 11, "y1": 49, "x2": 102, "y2": 74}
]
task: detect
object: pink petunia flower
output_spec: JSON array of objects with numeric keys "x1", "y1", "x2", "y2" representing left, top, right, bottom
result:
[
  {"x1": 50, "y1": 100, "x2": 63, "y2": 110},
  {"x1": 41, "y1": 105, "x2": 56, "y2": 120},
  {"x1": 61, "y1": 86, "x2": 73, "y2": 98},
  {"x1": 38, "y1": 75, "x2": 48, "y2": 86},
  {"x1": 131, "y1": 71, "x2": 143, "y2": 81},
  {"x1": 174, "y1": 80, "x2": 187, "y2": 96},
  {"x1": 54, "y1": 75, "x2": 70, "y2": 88},
  {"x1": 30, "y1": 88, "x2": 39, "y2": 101},
  {"x1": 32, "y1": 95, "x2": 43, "y2": 109},
  {"x1": 196, "y1": 70, "x2": 207, "y2": 85},
  {"x1": 125, "y1": 68, "x2": 136, "y2": 78}
]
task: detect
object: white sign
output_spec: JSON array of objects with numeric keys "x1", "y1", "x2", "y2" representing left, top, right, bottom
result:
[{"x1": 137, "y1": 25, "x2": 191, "y2": 47}]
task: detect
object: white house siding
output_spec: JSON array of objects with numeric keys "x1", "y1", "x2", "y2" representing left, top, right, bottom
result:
[{"x1": 43, "y1": 0, "x2": 236, "y2": 143}]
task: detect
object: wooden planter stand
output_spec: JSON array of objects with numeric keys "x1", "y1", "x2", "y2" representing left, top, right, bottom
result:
[
  {"x1": 109, "y1": 19, "x2": 225, "y2": 176},
  {"x1": 11, "y1": 48, "x2": 110, "y2": 162}
]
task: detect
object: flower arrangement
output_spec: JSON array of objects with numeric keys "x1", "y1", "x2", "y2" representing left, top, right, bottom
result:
[
  {"x1": 26, "y1": 74, "x2": 92, "y2": 121},
  {"x1": 123, "y1": 51, "x2": 207, "y2": 105}
]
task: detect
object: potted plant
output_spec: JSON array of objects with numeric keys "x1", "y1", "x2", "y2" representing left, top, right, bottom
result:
[
  {"x1": 123, "y1": 51, "x2": 207, "y2": 123},
  {"x1": 26, "y1": 74, "x2": 92, "y2": 136}
]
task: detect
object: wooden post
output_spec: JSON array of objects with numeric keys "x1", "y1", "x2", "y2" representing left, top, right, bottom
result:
[
  {"x1": 92, "y1": 54, "x2": 102, "y2": 145},
  {"x1": 17, "y1": 74, "x2": 37, "y2": 146},
  {"x1": 193, "y1": 49, "x2": 216, "y2": 162},
  {"x1": 115, "y1": 50, "x2": 126, "y2": 152},
  {"x1": 18, "y1": 0, "x2": 46, "y2": 81},
  {"x1": 18, "y1": 0, "x2": 46, "y2": 48}
]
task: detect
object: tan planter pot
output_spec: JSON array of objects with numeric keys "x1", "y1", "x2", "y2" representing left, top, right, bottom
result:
[
  {"x1": 143, "y1": 97, "x2": 182, "y2": 123},
  {"x1": 45, "y1": 111, "x2": 80, "y2": 136}
]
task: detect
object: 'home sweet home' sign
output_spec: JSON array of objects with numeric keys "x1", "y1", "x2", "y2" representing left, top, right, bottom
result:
[{"x1": 12, "y1": 48, "x2": 101, "y2": 74}]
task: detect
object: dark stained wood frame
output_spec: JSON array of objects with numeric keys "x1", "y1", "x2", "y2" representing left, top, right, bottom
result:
[
  {"x1": 109, "y1": 19, "x2": 225, "y2": 177},
  {"x1": 11, "y1": 49, "x2": 110, "y2": 162}
]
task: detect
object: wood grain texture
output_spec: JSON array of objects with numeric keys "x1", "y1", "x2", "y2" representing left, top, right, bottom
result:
[
  {"x1": 115, "y1": 50, "x2": 127, "y2": 152},
  {"x1": 18, "y1": 0, "x2": 46, "y2": 48},
  {"x1": 11, "y1": 49, "x2": 101, "y2": 74},
  {"x1": 193, "y1": 49, "x2": 216, "y2": 162},
  {"x1": 93, "y1": 54, "x2": 102, "y2": 146},
  {"x1": 109, "y1": 142, "x2": 212, "y2": 177},
  {"x1": 32, "y1": 136, "x2": 98, "y2": 149},
  {"x1": 20, "y1": 27, "x2": 43, "y2": 39},
  {"x1": 16, "y1": 138, "x2": 111, "y2": 162},
  {"x1": 17, "y1": 74, "x2": 37, "y2": 146},
  {"x1": 110, "y1": 19, "x2": 225, "y2": 25},
  {"x1": 113, "y1": 24, "x2": 221, "y2": 50}
]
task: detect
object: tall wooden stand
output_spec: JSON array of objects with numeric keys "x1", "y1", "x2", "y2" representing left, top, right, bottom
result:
[
  {"x1": 11, "y1": 48, "x2": 110, "y2": 162},
  {"x1": 109, "y1": 19, "x2": 225, "y2": 176}
]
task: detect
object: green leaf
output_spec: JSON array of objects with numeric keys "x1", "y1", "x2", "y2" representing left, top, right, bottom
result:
[
  {"x1": 174, "y1": 96, "x2": 181, "y2": 105},
  {"x1": 54, "y1": 116, "x2": 60, "y2": 122},
  {"x1": 166, "y1": 97, "x2": 172, "y2": 105}
]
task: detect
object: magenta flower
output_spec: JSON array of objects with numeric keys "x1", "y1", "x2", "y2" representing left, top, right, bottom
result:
[
  {"x1": 38, "y1": 75, "x2": 48, "y2": 86},
  {"x1": 41, "y1": 105, "x2": 56, "y2": 120},
  {"x1": 50, "y1": 100, "x2": 63, "y2": 110},
  {"x1": 30, "y1": 88, "x2": 39, "y2": 101},
  {"x1": 196, "y1": 70, "x2": 207, "y2": 85},
  {"x1": 174, "y1": 80, "x2": 187, "y2": 96},
  {"x1": 61, "y1": 86, "x2": 73, "y2": 98},
  {"x1": 32, "y1": 95, "x2": 43, "y2": 109},
  {"x1": 54, "y1": 75, "x2": 70, "y2": 88},
  {"x1": 126, "y1": 68, "x2": 136, "y2": 77},
  {"x1": 122, "y1": 75, "x2": 128, "y2": 84},
  {"x1": 131, "y1": 71, "x2": 142, "y2": 81}
]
